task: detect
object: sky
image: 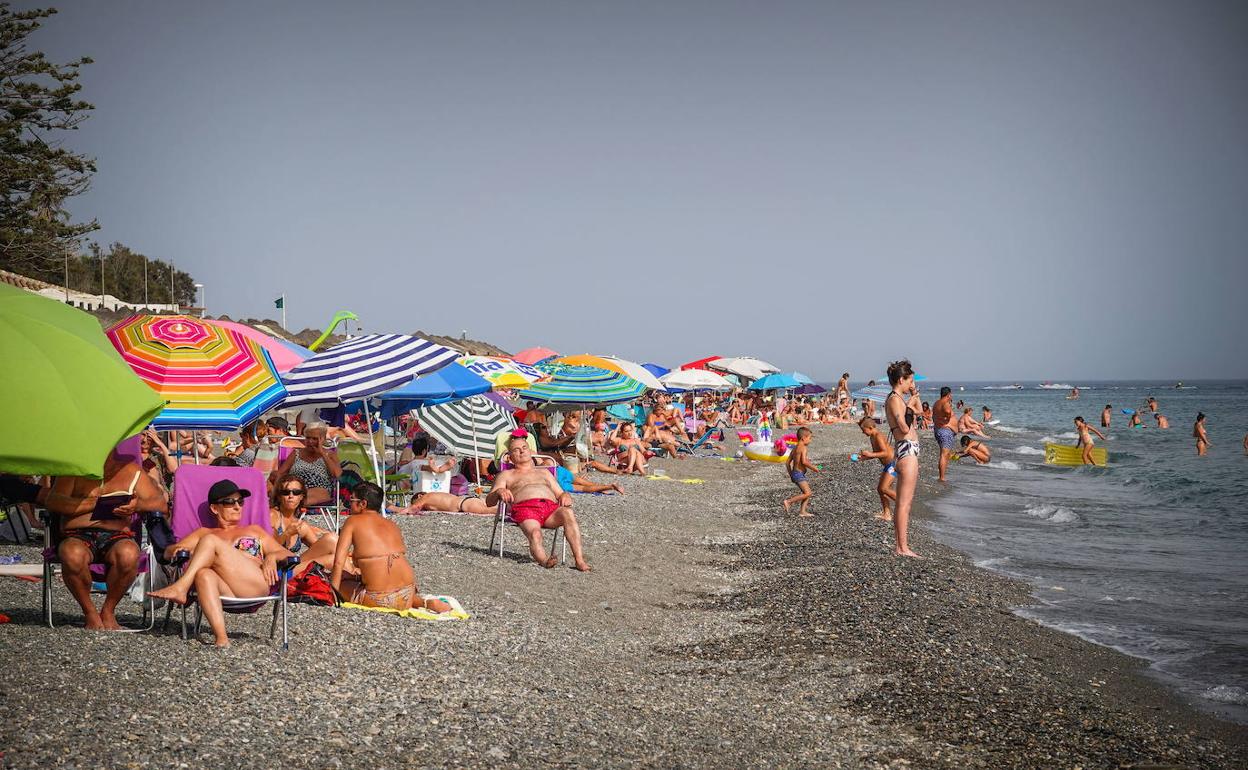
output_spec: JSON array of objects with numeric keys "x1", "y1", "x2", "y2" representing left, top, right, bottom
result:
[{"x1": 22, "y1": 1, "x2": 1248, "y2": 381}]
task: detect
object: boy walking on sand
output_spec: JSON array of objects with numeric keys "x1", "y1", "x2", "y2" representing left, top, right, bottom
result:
[
  {"x1": 855, "y1": 417, "x2": 896, "y2": 521},
  {"x1": 783, "y1": 427, "x2": 819, "y2": 517}
]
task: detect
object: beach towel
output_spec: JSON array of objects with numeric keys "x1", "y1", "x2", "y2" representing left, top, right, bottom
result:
[{"x1": 340, "y1": 595, "x2": 470, "y2": 621}]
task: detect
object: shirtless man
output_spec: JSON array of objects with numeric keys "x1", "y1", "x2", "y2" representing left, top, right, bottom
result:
[
  {"x1": 1074, "y1": 416, "x2": 1107, "y2": 466},
  {"x1": 958, "y1": 435, "x2": 992, "y2": 464},
  {"x1": 36, "y1": 448, "x2": 167, "y2": 630},
  {"x1": 1147, "y1": 396, "x2": 1159, "y2": 413},
  {"x1": 855, "y1": 417, "x2": 896, "y2": 521},
  {"x1": 932, "y1": 387, "x2": 958, "y2": 482},
  {"x1": 487, "y1": 437, "x2": 590, "y2": 571},
  {"x1": 397, "y1": 491, "x2": 497, "y2": 516},
  {"x1": 1068, "y1": 387, "x2": 1080, "y2": 400},
  {"x1": 1193, "y1": 413, "x2": 1209, "y2": 456},
  {"x1": 1153, "y1": 413, "x2": 1170, "y2": 429},
  {"x1": 957, "y1": 408, "x2": 990, "y2": 438},
  {"x1": 1101, "y1": 404, "x2": 1112, "y2": 428}
]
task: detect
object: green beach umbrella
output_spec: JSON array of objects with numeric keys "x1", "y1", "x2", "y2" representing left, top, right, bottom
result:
[{"x1": 0, "y1": 283, "x2": 166, "y2": 478}]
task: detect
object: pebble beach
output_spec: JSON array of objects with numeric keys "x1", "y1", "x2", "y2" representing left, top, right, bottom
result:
[{"x1": 2, "y1": 425, "x2": 1245, "y2": 769}]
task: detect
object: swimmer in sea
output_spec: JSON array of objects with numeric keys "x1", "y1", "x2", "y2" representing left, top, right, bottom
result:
[
  {"x1": 1127, "y1": 411, "x2": 1144, "y2": 429},
  {"x1": 982, "y1": 406, "x2": 993, "y2": 424},
  {"x1": 1193, "y1": 412, "x2": 1209, "y2": 456},
  {"x1": 1068, "y1": 387, "x2": 1080, "y2": 400},
  {"x1": 1153, "y1": 413, "x2": 1169, "y2": 429},
  {"x1": 1101, "y1": 404, "x2": 1112, "y2": 428},
  {"x1": 855, "y1": 417, "x2": 896, "y2": 521},
  {"x1": 1147, "y1": 396, "x2": 1158, "y2": 413},
  {"x1": 958, "y1": 435, "x2": 991, "y2": 464},
  {"x1": 1073, "y1": 416, "x2": 1107, "y2": 466}
]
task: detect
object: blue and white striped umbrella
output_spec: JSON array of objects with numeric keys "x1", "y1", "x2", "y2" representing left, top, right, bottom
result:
[{"x1": 281, "y1": 333, "x2": 459, "y2": 408}]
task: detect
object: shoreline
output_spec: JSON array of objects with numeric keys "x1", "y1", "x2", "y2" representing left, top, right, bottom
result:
[{"x1": 1, "y1": 423, "x2": 1244, "y2": 768}]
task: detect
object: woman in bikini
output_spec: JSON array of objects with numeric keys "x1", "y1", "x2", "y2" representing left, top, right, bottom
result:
[
  {"x1": 1193, "y1": 412, "x2": 1209, "y2": 456},
  {"x1": 1073, "y1": 416, "x2": 1107, "y2": 465},
  {"x1": 269, "y1": 475, "x2": 339, "y2": 573},
  {"x1": 148, "y1": 479, "x2": 296, "y2": 647},
  {"x1": 884, "y1": 359, "x2": 920, "y2": 558},
  {"x1": 609, "y1": 422, "x2": 649, "y2": 475},
  {"x1": 330, "y1": 483, "x2": 450, "y2": 612},
  {"x1": 274, "y1": 424, "x2": 342, "y2": 506}
]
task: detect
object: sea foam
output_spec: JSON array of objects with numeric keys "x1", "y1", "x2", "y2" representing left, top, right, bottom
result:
[
  {"x1": 1025, "y1": 503, "x2": 1079, "y2": 524},
  {"x1": 1012, "y1": 446, "x2": 1045, "y2": 455}
]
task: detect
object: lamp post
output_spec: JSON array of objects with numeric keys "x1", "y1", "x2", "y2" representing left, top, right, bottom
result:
[{"x1": 194, "y1": 283, "x2": 205, "y2": 318}]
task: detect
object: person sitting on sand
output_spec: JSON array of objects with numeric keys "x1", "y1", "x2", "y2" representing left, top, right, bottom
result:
[
  {"x1": 958, "y1": 408, "x2": 990, "y2": 438},
  {"x1": 782, "y1": 427, "x2": 819, "y2": 517},
  {"x1": 269, "y1": 475, "x2": 339, "y2": 574},
  {"x1": 331, "y1": 483, "x2": 451, "y2": 612},
  {"x1": 487, "y1": 437, "x2": 590, "y2": 571},
  {"x1": 609, "y1": 422, "x2": 649, "y2": 475},
  {"x1": 1153, "y1": 413, "x2": 1170, "y2": 429},
  {"x1": 641, "y1": 412, "x2": 681, "y2": 459},
  {"x1": 958, "y1": 435, "x2": 991, "y2": 464},
  {"x1": 149, "y1": 479, "x2": 295, "y2": 647},
  {"x1": 7, "y1": 447, "x2": 168, "y2": 631},
  {"x1": 1073, "y1": 416, "x2": 1107, "y2": 466},
  {"x1": 855, "y1": 417, "x2": 896, "y2": 521},
  {"x1": 396, "y1": 490, "x2": 497, "y2": 515}
]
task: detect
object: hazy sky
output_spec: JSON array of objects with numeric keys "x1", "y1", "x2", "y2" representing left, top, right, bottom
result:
[{"x1": 25, "y1": 1, "x2": 1248, "y2": 381}]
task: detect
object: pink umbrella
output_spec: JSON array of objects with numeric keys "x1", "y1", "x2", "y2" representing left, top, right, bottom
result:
[
  {"x1": 513, "y1": 346, "x2": 559, "y2": 365},
  {"x1": 208, "y1": 319, "x2": 311, "y2": 374}
]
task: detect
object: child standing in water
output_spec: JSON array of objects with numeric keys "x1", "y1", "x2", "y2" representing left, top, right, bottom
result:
[
  {"x1": 782, "y1": 427, "x2": 819, "y2": 518},
  {"x1": 1074, "y1": 416, "x2": 1107, "y2": 466},
  {"x1": 854, "y1": 417, "x2": 896, "y2": 521},
  {"x1": 1101, "y1": 405, "x2": 1112, "y2": 428},
  {"x1": 1194, "y1": 413, "x2": 1209, "y2": 456}
]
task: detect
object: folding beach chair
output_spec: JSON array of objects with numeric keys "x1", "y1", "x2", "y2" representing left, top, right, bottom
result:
[
  {"x1": 486, "y1": 455, "x2": 568, "y2": 565},
  {"x1": 677, "y1": 428, "x2": 722, "y2": 457},
  {"x1": 164, "y1": 464, "x2": 298, "y2": 649},
  {"x1": 278, "y1": 436, "x2": 342, "y2": 533},
  {"x1": 40, "y1": 509, "x2": 158, "y2": 631}
]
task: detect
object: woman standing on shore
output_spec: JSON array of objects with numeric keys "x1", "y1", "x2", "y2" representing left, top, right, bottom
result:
[{"x1": 884, "y1": 359, "x2": 920, "y2": 558}]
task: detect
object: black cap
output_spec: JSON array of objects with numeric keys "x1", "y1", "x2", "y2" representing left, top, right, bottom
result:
[
  {"x1": 266, "y1": 416, "x2": 291, "y2": 433},
  {"x1": 208, "y1": 480, "x2": 252, "y2": 504}
]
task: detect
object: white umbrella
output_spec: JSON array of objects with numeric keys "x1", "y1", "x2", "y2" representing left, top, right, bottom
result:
[
  {"x1": 709, "y1": 356, "x2": 780, "y2": 381},
  {"x1": 598, "y1": 355, "x2": 665, "y2": 391},
  {"x1": 660, "y1": 369, "x2": 734, "y2": 392}
]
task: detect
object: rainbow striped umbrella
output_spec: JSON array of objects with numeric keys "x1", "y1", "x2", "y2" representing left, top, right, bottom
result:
[
  {"x1": 107, "y1": 315, "x2": 287, "y2": 429},
  {"x1": 515, "y1": 362, "x2": 647, "y2": 406}
]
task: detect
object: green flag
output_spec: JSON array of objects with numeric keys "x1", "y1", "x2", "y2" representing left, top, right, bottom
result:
[{"x1": 274, "y1": 296, "x2": 284, "y2": 309}]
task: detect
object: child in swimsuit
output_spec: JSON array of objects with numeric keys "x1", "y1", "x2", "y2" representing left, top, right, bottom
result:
[
  {"x1": 1073, "y1": 416, "x2": 1107, "y2": 466},
  {"x1": 782, "y1": 428, "x2": 818, "y2": 517},
  {"x1": 856, "y1": 417, "x2": 897, "y2": 521}
]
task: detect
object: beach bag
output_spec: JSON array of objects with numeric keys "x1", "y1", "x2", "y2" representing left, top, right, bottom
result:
[
  {"x1": 285, "y1": 562, "x2": 338, "y2": 607},
  {"x1": 0, "y1": 506, "x2": 33, "y2": 544}
]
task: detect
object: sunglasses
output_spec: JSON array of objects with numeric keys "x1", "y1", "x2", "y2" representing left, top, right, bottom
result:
[
  {"x1": 279, "y1": 489, "x2": 306, "y2": 497},
  {"x1": 214, "y1": 497, "x2": 244, "y2": 507}
]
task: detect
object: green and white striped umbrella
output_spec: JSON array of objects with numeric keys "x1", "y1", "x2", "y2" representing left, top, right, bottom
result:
[
  {"x1": 515, "y1": 362, "x2": 647, "y2": 406},
  {"x1": 412, "y1": 395, "x2": 516, "y2": 459}
]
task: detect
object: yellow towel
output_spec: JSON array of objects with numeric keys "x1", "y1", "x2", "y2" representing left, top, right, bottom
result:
[{"x1": 340, "y1": 595, "x2": 470, "y2": 621}]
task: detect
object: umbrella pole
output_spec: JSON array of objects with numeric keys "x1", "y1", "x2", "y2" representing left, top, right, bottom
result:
[
  {"x1": 471, "y1": 403, "x2": 481, "y2": 493},
  {"x1": 362, "y1": 399, "x2": 383, "y2": 506}
]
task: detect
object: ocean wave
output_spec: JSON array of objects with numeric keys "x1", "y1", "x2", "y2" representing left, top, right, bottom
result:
[
  {"x1": 1011, "y1": 446, "x2": 1045, "y2": 455},
  {"x1": 974, "y1": 556, "x2": 1012, "y2": 569},
  {"x1": 1202, "y1": 685, "x2": 1248, "y2": 705},
  {"x1": 988, "y1": 460, "x2": 1022, "y2": 470},
  {"x1": 993, "y1": 424, "x2": 1028, "y2": 434},
  {"x1": 1024, "y1": 503, "x2": 1079, "y2": 524},
  {"x1": 1037, "y1": 383, "x2": 1075, "y2": 390}
]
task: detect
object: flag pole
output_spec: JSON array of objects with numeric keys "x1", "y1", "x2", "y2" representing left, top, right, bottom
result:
[{"x1": 281, "y1": 293, "x2": 286, "y2": 331}]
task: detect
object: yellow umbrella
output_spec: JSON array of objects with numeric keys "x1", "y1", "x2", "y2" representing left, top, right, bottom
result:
[{"x1": 456, "y1": 355, "x2": 548, "y2": 390}]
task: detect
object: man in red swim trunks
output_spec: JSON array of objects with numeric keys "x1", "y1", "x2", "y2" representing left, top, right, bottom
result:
[{"x1": 486, "y1": 437, "x2": 590, "y2": 571}]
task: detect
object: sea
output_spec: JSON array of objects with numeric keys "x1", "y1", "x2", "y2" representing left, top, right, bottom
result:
[{"x1": 909, "y1": 380, "x2": 1248, "y2": 723}]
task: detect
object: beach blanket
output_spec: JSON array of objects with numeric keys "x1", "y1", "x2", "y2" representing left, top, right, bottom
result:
[
  {"x1": 340, "y1": 595, "x2": 470, "y2": 621},
  {"x1": 646, "y1": 474, "x2": 706, "y2": 484}
]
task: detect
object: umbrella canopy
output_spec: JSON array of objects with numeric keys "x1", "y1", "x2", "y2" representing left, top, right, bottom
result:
[
  {"x1": 0, "y1": 284, "x2": 167, "y2": 477},
  {"x1": 516, "y1": 362, "x2": 647, "y2": 406},
  {"x1": 107, "y1": 315, "x2": 287, "y2": 430},
  {"x1": 457, "y1": 355, "x2": 548, "y2": 389},
  {"x1": 513, "y1": 346, "x2": 559, "y2": 365},
  {"x1": 412, "y1": 395, "x2": 516, "y2": 459},
  {"x1": 281, "y1": 333, "x2": 459, "y2": 408},
  {"x1": 851, "y1": 384, "x2": 894, "y2": 403},
  {"x1": 794, "y1": 383, "x2": 828, "y2": 395},
  {"x1": 375, "y1": 363, "x2": 493, "y2": 417},
  {"x1": 710, "y1": 356, "x2": 781, "y2": 381},
  {"x1": 679, "y1": 355, "x2": 721, "y2": 371},
  {"x1": 642, "y1": 362, "x2": 670, "y2": 379},
  {"x1": 557, "y1": 354, "x2": 664, "y2": 391},
  {"x1": 208, "y1": 319, "x2": 312, "y2": 374},
  {"x1": 748, "y1": 372, "x2": 803, "y2": 391},
  {"x1": 659, "y1": 369, "x2": 734, "y2": 392}
]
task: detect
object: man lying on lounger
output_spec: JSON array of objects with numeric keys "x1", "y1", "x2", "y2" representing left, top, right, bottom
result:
[
  {"x1": 393, "y1": 491, "x2": 497, "y2": 516},
  {"x1": 486, "y1": 436, "x2": 591, "y2": 571}
]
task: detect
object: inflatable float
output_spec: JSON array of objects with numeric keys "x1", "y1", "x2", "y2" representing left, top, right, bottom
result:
[
  {"x1": 743, "y1": 440, "x2": 789, "y2": 463},
  {"x1": 1044, "y1": 443, "x2": 1107, "y2": 466}
]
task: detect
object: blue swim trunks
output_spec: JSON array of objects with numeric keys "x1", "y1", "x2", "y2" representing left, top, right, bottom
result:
[
  {"x1": 934, "y1": 427, "x2": 957, "y2": 451},
  {"x1": 789, "y1": 470, "x2": 807, "y2": 485},
  {"x1": 883, "y1": 463, "x2": 896, "y2": 477}
]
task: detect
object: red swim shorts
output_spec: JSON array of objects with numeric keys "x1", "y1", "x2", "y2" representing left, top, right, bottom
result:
[{"x1": 510, "y1": 498, "x2": 560, "y2": 526}]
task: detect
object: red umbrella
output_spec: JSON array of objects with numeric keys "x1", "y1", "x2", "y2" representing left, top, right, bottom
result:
[
  {"x1": 679, "y1": 355, "x2": 722, "y2": 371},
  {"x1": 514, "y1": 346, "x2": 559, "y2": 365}
]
